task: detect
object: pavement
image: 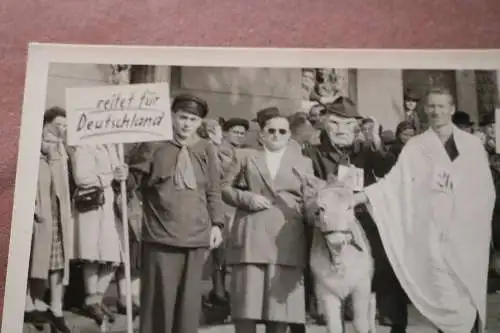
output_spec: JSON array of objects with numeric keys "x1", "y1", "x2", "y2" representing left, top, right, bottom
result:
[{"x1": 22, "y1": 278, "x2": 500, "y2": 333}]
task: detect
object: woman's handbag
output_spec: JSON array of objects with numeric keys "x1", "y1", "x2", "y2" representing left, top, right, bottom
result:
[{"x1": 73, "y1": 186, "x2": 105, "y2": 213}]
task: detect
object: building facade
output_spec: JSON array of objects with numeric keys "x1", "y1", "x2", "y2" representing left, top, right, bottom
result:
[{"x1": 46, "y1": 64, "x2": 499, "y2": 136}]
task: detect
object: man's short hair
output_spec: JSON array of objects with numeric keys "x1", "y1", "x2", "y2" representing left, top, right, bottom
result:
[
  {"x1": 424, "y1": 86, "x2": 455, "y2": 105},
  {"x1": 360, "y1": 118, "x2": 375, "y2": 126},
  {"x1": 197, "y1": 118, "x2": 220, "y2": 139},
  {"x1": 288, "y1": 112, "x2": 309, "y2": 134}
]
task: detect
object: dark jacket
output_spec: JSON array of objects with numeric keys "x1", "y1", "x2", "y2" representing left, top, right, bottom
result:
[
  {"x1": 129, "y1": 139, "x2": 225, "y2": 248},
  {"x1": 389, "y1": 141, "x2": 405, "y2": 160},
  {"x1": 303, "y1": 131, "x2": 395, "y2": 187},
  {"x1": 487, "y1": 148, "x2": 500, "y2": 249}
]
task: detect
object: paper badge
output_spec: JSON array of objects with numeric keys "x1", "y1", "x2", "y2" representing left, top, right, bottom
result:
[
  {"x1": 431, "y1": 167, "x2": 453, "y2": 193},
  {"x1": 338, "y1": 165, "x2": 364, "y2": 192}
]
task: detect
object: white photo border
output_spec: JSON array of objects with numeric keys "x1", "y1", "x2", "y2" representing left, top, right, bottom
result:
[{"x1": 4, "y1": 43, "x2": 500, "y2": 333}]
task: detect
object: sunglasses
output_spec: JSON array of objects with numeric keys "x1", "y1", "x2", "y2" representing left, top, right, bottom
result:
[{"x1": 267, "y1": 128, "x2": 289, "y2": 135}]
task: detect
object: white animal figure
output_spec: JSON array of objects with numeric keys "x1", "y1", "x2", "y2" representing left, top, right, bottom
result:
[{"x1": 295, "y1": 168, "x2": 377, "y2": 333}]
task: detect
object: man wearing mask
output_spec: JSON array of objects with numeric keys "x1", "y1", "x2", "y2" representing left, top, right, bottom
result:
[
  {"x1": 303, "y1": 96, "x2": 396, "y2": 330},
  {"x1": 129, "y1": 94, "x2": 225, "y2": 333}
]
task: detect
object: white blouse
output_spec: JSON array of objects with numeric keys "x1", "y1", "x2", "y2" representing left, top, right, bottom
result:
[{"x1": 264, "y1": 147, "x2": 286, "y2": 180}]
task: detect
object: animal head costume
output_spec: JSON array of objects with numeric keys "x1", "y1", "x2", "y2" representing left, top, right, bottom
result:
[{"x1": 294, "y1": 169, "x2": 363, "y2": 257}]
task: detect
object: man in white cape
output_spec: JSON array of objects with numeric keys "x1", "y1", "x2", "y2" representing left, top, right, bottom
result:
[{"x1": 353, "y1": 87, "x2": 495, "y2": 333}]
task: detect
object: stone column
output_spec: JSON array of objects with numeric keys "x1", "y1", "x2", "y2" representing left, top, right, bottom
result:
[
  {"x1": 496, "y1": 70, "x2": 500, "y2": 104},
  {"x1": 455, "y1": 70, "x2": 479, "y2": 122},
  {"x1": 154, "y1": 66, "x2": 170, "y2": 83},
  {"x1": 475, "y1": 70, "x2": 499, "y2": 123},
  {"x1": 332, "y1": 68, "x2": 358, "y2": 103},
  {"x1": 356, "y1": 69, "x2": 404, "y2": 131},
  {"x1": 334, "y1": 69, "x2": 349, "y2": 97},
  {"x1": 347, "y1": 69, "x2": 358, "y2": 104}
]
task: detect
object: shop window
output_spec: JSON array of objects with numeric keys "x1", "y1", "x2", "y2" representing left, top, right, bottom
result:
[
  {"x1": 129, "y1": 65, "x2": 156, "y2": 84},
  {"x1": 475, "y1": 70, "x2": 499, "y2": 121},
  {"x1": 402, "y1": 70, "x2": 457, "y2": 129},
  {"x1": 301, "y1": 68, "x2": 357, "y2": 104}
]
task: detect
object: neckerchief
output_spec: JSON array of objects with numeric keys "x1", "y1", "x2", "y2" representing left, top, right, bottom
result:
[{"x1": 172, "y1": 134, "x2": 200, "y2": 190}]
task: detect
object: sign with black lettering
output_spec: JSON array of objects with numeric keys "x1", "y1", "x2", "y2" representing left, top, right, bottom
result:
[{"x1": 66, "y1": 83, "x2": 172, "y2": 145}]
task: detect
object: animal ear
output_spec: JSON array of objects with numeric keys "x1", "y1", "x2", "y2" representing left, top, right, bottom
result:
[{"x1": 293, "y1": 167, "x2": 324, "y2": 198}]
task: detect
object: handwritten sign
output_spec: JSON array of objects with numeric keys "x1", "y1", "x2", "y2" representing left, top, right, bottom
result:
[{"x1": 66, "y1": 83, "x2": 172, "y2": 145}]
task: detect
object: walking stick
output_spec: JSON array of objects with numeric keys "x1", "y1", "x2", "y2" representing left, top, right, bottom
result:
[{"x1": 118, "y1": 143, "x2": 134, "y2": 333}]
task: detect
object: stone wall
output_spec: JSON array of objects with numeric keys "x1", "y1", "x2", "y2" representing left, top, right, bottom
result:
[
  {"x1": 357, "y1": 69, "x2": 404, "y2": 132},
  {"x1": 45, "y1": 63, "x2": 114, "y2": 109},
  {"x1": 170, "y1": 66, "x2": 301, "y2": 145},
  {"x1": 172, "y1": 67, "x2": 301, "y2": 118},
  {"x1": 46, "y1": 64, "x2": 498, "y2": 138}
]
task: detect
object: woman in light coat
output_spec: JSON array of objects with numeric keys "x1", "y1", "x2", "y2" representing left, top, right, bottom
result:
[
  {"x1": 69, "y1": 143, "x2": 128, "y2": 326},
  {"x1": 26, "y1": 107, "x2": 73, "y2": 333},
  {"x1": 222, "y1": 107, "x2": 314, "y2": 333}
]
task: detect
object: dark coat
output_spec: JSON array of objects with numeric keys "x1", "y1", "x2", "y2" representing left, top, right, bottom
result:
[
  {"x1": 389, "y1": 141, "x2": 405, "y2": 160},
  {"x1": 487, "y1": 150, "x2": 500, "y2": 250},
  {"x1": 303, "y1": 131, "x2": 395, "y2": 186}
]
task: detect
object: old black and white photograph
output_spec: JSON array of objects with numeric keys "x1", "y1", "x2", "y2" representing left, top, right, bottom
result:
[{"x1": 3, "y1": 45, "x2": 500, "y2": 333}]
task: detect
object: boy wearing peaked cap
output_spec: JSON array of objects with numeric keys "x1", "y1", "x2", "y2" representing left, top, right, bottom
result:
[{"x1": 128, "y1": 93, "x2": 225, "y2": 333}]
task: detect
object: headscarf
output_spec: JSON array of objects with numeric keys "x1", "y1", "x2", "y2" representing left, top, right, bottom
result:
[{"x1": 41, "y1": 122, "x2": 67, "y2": 161}]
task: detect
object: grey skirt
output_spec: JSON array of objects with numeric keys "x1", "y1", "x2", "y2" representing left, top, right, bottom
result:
[{"x1": 230, "y1": 263, "x2": 306, "y2": 324}]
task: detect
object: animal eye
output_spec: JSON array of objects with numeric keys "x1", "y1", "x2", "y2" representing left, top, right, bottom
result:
[{"x1": 315, "y1": 206, "x2": 325, "y2": 216}]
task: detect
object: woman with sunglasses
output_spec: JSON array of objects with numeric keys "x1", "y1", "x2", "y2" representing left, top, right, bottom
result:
[{"x1": 221, "y1": 107, "x2": 314, "y2": 333}]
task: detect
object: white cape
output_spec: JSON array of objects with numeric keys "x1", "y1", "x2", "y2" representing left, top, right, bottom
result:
[{"x1": 364, "y1": 127, "x2": 495, "y2": 333}]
